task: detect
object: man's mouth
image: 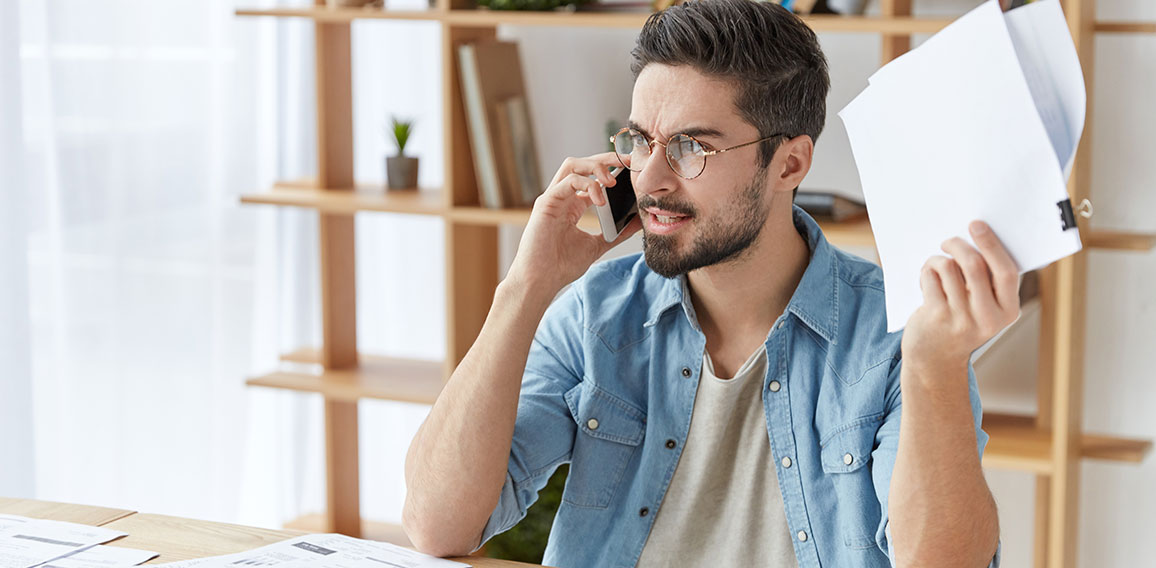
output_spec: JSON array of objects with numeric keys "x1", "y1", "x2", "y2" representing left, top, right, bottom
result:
[{"x1": 644, "y1": 207, "x2": 694, "y2": 233}]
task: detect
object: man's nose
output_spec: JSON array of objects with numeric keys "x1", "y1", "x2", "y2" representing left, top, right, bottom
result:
[{"x1": 633, "y1": 149, "x2": 680, "y2": 198}]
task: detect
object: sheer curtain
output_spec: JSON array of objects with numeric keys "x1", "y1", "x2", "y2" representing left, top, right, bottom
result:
[
  {"x1": 1, "y1": 0, "x2": 35, "y2": 499},
  {"x1": 4, "y1": 0, "x2": 451, "y2": 528},
  {"x1": 14, "y1": 0, "x2": 293, "y2": 521}
]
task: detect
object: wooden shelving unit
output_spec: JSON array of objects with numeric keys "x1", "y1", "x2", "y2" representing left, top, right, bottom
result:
[{"x1": 236, "y1": 1, "x2": 1153, "y2": 565}]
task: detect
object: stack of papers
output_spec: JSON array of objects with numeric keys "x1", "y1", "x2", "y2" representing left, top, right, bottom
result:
[
  {"x1": 155, "y1": 533, "x2": 470, "y2": 568},
  {"x1": 0, "y1": 514, "x2": 155, "y2": 568},
  {"x1": 838, "y1": 0, "x2": 1086, "y2": 331}
]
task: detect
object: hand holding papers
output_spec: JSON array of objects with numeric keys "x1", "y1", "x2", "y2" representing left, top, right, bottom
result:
[{"x1": 838, "y1": 0, "x2": 1086, "y2": 331}]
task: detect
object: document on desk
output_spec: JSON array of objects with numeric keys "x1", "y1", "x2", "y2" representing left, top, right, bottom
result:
[
  {"x1": 0, "y1": 515, "x2": 127, "y2": 568},
  {"x1": 38, "y1": 545, "x2": 158, "y2": 568},
  {"x1": 155, "y1": 533, "x2": 469, "y2": 568},
  {"x1": 838, "y1": 0, "x2": 1085, "y2": 332}
]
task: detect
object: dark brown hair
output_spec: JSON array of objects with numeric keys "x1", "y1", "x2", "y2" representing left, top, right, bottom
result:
[{"x1": 630, "y1": 0, "x2": 830, "y2": 169}]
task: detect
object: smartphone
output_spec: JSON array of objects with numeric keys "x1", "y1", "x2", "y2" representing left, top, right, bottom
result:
[{"x1": 594, "y1": 167, "x2": 638, "y2": 243}]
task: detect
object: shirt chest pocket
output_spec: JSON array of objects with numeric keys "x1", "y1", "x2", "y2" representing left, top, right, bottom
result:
[
  {"x1": 820, "y1": 413, "x2": 884, "y2": 549},
  {"x1": 563, "y1": 380, "x2": 646, "y2": 509}
]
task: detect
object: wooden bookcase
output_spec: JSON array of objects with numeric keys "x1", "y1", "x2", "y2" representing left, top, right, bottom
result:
[{"x1": 236, "y1": 1, "x2": 1153, "y2": 566}]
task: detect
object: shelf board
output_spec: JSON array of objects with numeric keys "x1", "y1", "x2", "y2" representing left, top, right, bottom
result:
[
  {"x1": 236, "y1": 6, "x2": 954, "y2": 34},
  {"x1": 285, "y1": 514, "x2": 411, "y2": 548},
  {"x1": 235, "y1": 7, "x2": 440, "y2": 23},
  {"x1": 816, "y1": 216, "x2": 875, "y2": 249},
  {"x1": 449, "y1": 204, "x2": 602, "y2": 232},
  {"x1": 241, "y1": 181, "x2": 445, "y2": 216},
  {"x1": 1095, "y1": 21, "x2": 1156, "y2": 34},
  {"x1": 982, "y1": 412, "x2": 1153, "y2": 474},
  {"x1": 246, "y1": 348, "x2": 445, "y2": 404},
  {"x1": 1085, "y1": 229, "x2": 1156, "y2": 252}
]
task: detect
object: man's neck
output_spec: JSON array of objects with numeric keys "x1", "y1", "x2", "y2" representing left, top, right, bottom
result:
[{"x1": 687, "y1": 208, "x2": 810, "y2": 364}]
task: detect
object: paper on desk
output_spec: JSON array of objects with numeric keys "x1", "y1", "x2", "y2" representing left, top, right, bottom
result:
[
  {"x1": 838, "y1": 0, "x2": 1085, "y2": 332},
  {"x1": 155, "y1": 533, "x2": 469, "y2": 568},
  {"x1": 0, "y1": 515, "x2": 126, "y2": 568},
  {"x1": 38, "y1": 545, "x2": 158, "y2": 568}
]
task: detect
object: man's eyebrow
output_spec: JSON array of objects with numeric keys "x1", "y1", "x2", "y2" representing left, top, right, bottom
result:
[{"x1": 627, "y1": 120, "x2": 726, "y2": 142}]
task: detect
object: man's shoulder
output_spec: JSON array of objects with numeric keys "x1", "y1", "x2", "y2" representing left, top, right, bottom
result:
[
  {"x1": 826, "y1": 247, "x2": 902, "y2": 360},
  {"x1": 560, "y1": 252, "x2": 671, "y2": 347}
]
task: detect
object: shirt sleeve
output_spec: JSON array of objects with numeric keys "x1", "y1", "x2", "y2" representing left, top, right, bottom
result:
[
  {"x1": 471, "y1": 285, "x2": 586, "y2": 552},
  {"x1": 871, "y1": 355, "x2": 1001, "y2": 568}
]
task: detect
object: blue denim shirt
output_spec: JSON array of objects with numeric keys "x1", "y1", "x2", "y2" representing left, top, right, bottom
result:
[{"x1": 478, "y1": 206, "x2": 1000, "y2": 568}]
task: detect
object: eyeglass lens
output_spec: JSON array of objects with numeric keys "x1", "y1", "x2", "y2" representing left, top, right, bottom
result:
[{"x1": 613, "y1": 128, "x2": 706, "y2": 179}]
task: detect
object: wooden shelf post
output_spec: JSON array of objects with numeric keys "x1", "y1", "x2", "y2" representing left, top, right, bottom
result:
[
  {"x1": 314, "y1": 5, "x2": 361, "y2": 537},
  {"x1": 442, "y1": 22, "x2": 501, "y2": 374}
]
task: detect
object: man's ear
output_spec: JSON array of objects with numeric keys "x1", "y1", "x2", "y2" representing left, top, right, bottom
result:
[{"x1": 773, "y1": 134, "x2": 814, "y2": 195}]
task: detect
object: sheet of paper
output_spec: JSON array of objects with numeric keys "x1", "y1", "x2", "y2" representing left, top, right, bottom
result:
[
  {"x1": 838, "y1": 0, "x2": 1084, "y2": 331},
  {"x1": 155, "y1": 534, "x2": 469, "y2": 568},
  {"x1": 0, "y1": 516, "x2": 126, "y2": 568},
  {"x1": 38, "y1": 545, "x2": 158, "y2": 568}
]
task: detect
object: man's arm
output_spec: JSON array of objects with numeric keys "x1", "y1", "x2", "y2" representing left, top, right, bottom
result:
[
  {"x1": 888, "y1": 220, "x2": 1018, "y2": 567},
  {"x1": 402, "y1": 153, "x2": 641, "y2": 557}
]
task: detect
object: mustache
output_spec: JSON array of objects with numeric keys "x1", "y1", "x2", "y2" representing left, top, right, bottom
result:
[{"x1": 637, "y1": 195, "x2": 696, "y2": 217}]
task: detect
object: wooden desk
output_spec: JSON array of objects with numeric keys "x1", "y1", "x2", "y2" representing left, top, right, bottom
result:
[
  {"x1": 0, "y1": 499, "x2": 538, "y2": 567},
  {"x1": 0, "y1": 498, "x2": 134, "y2": 526}
]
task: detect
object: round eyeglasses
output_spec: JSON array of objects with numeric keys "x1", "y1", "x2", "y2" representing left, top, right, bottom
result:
[{"x1": 610, "y1": 127, "x2": 789, "y2": 180}]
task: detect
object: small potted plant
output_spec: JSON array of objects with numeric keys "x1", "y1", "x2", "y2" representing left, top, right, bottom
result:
[{"x1": 386, "y1": 116, "x2": 419, "y2": 190}]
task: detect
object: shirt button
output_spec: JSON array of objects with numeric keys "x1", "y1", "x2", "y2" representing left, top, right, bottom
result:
[
  {"x1": 665, "y1": 439, "x2": 677, "y2": 449},
  {"x1": 797, "y1": 530, "x2": 808, "y2": 542},
  {"x1": 769, "y1": 380, "x2": 781, "y2": 392},
  {"x1": 681, "y1": 367, "x2": 692, "y2": 378},
  {"x1": 844, "y1": 453, "x2": 854, "y2": 465},
  {"x1": 639, "y1": 507, "x2": 649, "y2": 517},
  {"x1": 777, "y1": 320, "x2": 785, "y2": 329},
  {"x1": 781, "y1": 456, "x2": 792, "y2": 468},
  {"x1": 587, "y1": 418, "x2": 599, "y2": 430}
]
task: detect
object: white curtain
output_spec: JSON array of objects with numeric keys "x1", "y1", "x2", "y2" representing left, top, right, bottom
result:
[
  {"x1": 4, "y1": 0, "x2": 451, "y2": 529},
  {"x1": 1, "y1": 0, "x2": 36, "y2": 499}
]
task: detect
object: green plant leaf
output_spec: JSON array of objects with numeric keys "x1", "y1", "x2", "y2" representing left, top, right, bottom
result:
[{"x1": 390, "y1": 116, "x2": 414, "y2": 155}]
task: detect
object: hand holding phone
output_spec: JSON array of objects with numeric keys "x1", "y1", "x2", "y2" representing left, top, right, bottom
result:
[{"x1": 593, "y1": 167, "x2": 639, "y2": 243}]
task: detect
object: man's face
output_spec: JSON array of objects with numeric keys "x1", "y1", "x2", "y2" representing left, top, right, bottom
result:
[{"x1": 629, "y1": 64, "x2": 775, "y2": 279}]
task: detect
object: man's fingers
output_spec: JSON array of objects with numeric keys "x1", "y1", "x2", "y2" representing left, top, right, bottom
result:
[
  {"x1": 549, "y1": 173, "x2": 604, "y2": 207},
  {"x1": 969, "y1": 221, "x2": 1020, "y2": 311},
  {"x1": 919, "y1": 259, "x2": 947, "y2": 307},
  {"x1": 941, "y1": 237, "x2": 999, "y2": 317},
  {"x1": 928, "y1": 255, "x2": 967, "y2": 313},
  {"x1": 549, "y1": 153, "x2": 621, "y2": 188}
]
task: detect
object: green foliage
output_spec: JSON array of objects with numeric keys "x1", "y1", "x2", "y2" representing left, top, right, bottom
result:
[
  {"x1": 389, "y1": 116, "x2": 414, "y2": 155},
  {"x1": 483, "y1": 464, "x2": 568, "y2": 564},
  {"x1": 476, "y1": 0, "x2": 592, "y2": 11}
]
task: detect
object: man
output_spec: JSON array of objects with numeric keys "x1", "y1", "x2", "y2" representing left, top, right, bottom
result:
[{"x1": 404, "y1": 0, "x2": 1010, "y2": 566}]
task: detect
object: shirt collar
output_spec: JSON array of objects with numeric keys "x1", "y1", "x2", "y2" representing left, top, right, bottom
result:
[{"x1": 642, "y1": 205, "x2": 840, "y2": 344}]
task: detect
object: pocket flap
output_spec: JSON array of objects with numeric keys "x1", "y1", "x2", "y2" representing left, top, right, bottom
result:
[
  {"x1": 565, "y1": 381, "x2": 646, "y2": 446},
  {"x1": 820, "y1": 413, "x2": 882, "y2": 473}
]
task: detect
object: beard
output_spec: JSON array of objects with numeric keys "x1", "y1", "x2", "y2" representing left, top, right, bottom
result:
[{"x1": 642, "y1": 165, "x2": 771, "y2": 279}]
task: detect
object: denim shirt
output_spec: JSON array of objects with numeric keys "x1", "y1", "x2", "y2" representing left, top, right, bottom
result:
[{"x1": 478, "y1": 206, "x2": 1000, "y2": 568}]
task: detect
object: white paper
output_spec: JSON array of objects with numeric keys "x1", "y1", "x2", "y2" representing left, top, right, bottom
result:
[
  {"x1": 838, "y1": 0, "x2": 1084, "y2": 331},
  {"x1": 155, "y1": 534, "x2": 469, "y2": 568},
  {"x1": 0, "y1": 516, "x2": 126, "y2": 568},
  {"x1": 38, "y1": 545, "x2": 158, "y2": 568}
]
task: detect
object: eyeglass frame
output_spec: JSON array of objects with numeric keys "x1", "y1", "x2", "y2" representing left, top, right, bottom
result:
[{"x1": 609, "y1": 126, "x2": 790, "y2": 180}]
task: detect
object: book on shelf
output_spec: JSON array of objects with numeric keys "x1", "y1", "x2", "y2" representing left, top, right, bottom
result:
[
  {"x1": 794, "y1": 190, "x2": 868, "y2": 222},
  {"x1": 457, "y1": 40, "x2": 543, "y2": 210}
]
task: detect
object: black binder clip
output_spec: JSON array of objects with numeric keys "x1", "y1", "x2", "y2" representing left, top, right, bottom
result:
[{"x1": 1058, "y1": 199, "x2": 1077, "y2": 231}]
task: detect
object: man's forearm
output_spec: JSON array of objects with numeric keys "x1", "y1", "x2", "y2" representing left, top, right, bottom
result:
[
  {"x1": 402, "y1": 278, "x2": 557, "y2": 556},
  {"x1": 889, "y1": 359, "x2": 999, "y2": 568}
]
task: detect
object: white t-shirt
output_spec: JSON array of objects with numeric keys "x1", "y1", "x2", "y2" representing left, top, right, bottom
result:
[{"x1": 636, "y1": 345, "x2": 798, "y2": 567}]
